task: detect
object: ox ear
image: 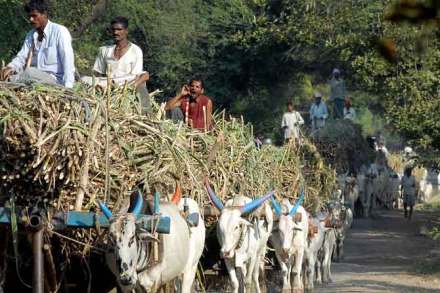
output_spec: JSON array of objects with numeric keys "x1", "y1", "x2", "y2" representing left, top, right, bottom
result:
[
  {"x1": 271, "y1": 196, "x2": 282, "y2": 217},
  {"x1": 240, "y1": 190, "x2": 274, "y2": 214},
  {"x1": 204, "y1": 179, "x2": 224, "y2": 210},
  {"x1": 98, "y1": 201, "x2": 113, "y2": 220}
]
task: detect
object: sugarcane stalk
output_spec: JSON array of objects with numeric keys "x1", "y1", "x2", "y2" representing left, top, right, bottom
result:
[{"x1": 75, "y1": 105, "x2": 102, "y2": 211}]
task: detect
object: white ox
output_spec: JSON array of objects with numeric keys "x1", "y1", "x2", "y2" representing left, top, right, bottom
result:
[
  {"x1": 343, "y1": 176, "x2": 359, "y2": 212},
  {"x1": 303, "y1": 217, "x2": 325, "y2": 291},
  {"x1": 206, "y1": 182, "x2": 273, "y2": 293},
  {"x1": 99, "y1": 193, "x2": 205, "y2": 292},
  {"x1": 327, "y1": 201, "x2": 353, "y2": 262},
  {"x1": 270, "y1": 196, "x2": 308, "y2": 292}
]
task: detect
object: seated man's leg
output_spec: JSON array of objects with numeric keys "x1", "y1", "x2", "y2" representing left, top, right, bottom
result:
[
  {"x1": 136, "y1": 82, "x2": 150, "y2": 115},
  {"x1": 10, "y1": 68, "x2": 57, "y2": 85},
  {"x1": 167, "y1": 107, "x2": 184, "y2": 122}
]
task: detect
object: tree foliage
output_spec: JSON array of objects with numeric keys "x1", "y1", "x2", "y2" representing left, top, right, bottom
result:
[{"x1": 0, "y1": 0, "x2": 438, "y2": 163}]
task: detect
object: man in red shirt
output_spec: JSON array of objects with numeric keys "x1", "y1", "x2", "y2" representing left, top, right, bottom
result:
[{"x1": 165, "y1": 78, "x2": 213, "y2": 130}]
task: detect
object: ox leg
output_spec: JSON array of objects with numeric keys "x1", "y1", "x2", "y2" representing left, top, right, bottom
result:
[
  {"x1": 292, "y1": 251, "x2": 305, "y2": 291},
  {"x1": 251, "y1": 258, "x2": 261, "y2": 293},
  {"x1": 275, "y1": 253, "x2": 291, "y2": 291},
  {"x1": 304, "y1": 256, "x2": 315, "y2": 290},
  {"x1": 181, "y1": 264, "x2": 197, "y2": 293},
  {"x1": 315, "y1": 255, "x2": 322, "y2": 285},
  {"x1": 225, "y1": 259, "x2": 240, "y2": 293},
  {"x1": 322, "y1": 246, "x2": 332, "y2": 284}
]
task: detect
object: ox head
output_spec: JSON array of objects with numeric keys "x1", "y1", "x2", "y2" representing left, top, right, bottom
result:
[
  {"x1": 99, "y1": 191, "x2": 154, "y2": 287},
  {"x1": 205, "y1": 180, "x2": 274, "y2": 258},
  {"x1": 272, "y1": 190, "x2": 305, "y2": 257}
]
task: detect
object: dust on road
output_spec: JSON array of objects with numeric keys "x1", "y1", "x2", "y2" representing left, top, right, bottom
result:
[{"x1": 316, "y1": 209, "x2": 440, "y2": 293}]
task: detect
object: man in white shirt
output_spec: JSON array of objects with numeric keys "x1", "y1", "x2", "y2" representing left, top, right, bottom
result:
[
  {"x1": 401, "y1": 167, "x2": 417, "y2": 220},
  {"x1": 309, "y1": 92, "x2": 328, "y2": 132},
  {"x1": 0, "y1": 0, "x2": 75, "y2": 88},
  {"x1": 281, "y1": 102, "x2": 304, "y2": 144},
  {"x1": 343, "y1": 97, "x2": 356, "y2": 121},
  {"x1": 81, "y1": 17, "x2": 150, "y2": 113}
]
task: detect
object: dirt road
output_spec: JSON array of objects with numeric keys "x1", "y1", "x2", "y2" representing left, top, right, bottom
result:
[{"x1": 316, "y1": 209, "x2": 440, "y2": 293}]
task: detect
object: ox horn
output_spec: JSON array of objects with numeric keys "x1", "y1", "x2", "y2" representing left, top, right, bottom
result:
[
  {"x1": 98, "y1": 201, "x2": 113, "y2": 220},
  {"x1": 271, "y1": 196, "x2": 282, "y2": 217},
  {"x1": 241, "y1": 190, "x2": 274, "y2": 214},
  {"x1": 289, "y1": 188, "x2": 305, "y2": 216},
  {"x1": 171, "y1": 182, "x2": 182, "y2": 205},
  {"x1": 205, "y1": 179, "x2": 224, "y2": 210},
  {"x1": 153, "y1": 191, "x2": 160, "y2": 214},
  {"x1": 131, "y1": 191, "x2": 143, "y2": 217}
]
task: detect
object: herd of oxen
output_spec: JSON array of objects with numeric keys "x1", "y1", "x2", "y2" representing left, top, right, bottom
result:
[{"x1": 97, "y1": 158, "x2": 401, "y2": 293}]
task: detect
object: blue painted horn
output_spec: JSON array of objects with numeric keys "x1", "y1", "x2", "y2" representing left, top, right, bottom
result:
[
  {"x1": 131, "y1": 191, "x2": 143, "y2": 217},
  {"x1": 153, "y1": 191, "x2": 160, "y2": 214},
  {"x1": 289, "y1": 188, "x2": 305, "y2": 216},
  {"x1": 98, "y1": 201, "x2": 113, "y2": 220},
  {"x1": 271, "y1": 196, "x2": 282, "y2": 217},
  {"x1": 205, "y1": 181, "x2": 224, "y2": 210},
  {"x1": 241, "y1": 190, "x2": 274, "y2": 214}
]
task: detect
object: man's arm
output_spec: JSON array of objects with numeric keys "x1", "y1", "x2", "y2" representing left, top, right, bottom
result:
[
  {"x1": 322, "y1": 103, "x2": 328, "y2": 119},
  {"x1": 281, "y1": 113, "x2": 287, "y2": 128},
  {"x1": 164, "y1": 85, "x2": 189, "y2": 111},
  {"x1": 297, "y1": 112, "x2": 304, "y2": 125},
  {"x1": 58, "y1": 27, "x2": 75, "y2": 88},
  {"x1": 2, "y1": 35, "x2": 32, "y2": 79}
]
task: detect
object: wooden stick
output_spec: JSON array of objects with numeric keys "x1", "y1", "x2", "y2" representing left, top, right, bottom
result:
[
  {"x1": 104, "y1": 65, "x2": 112, "y2": 203},
  {"x1": 75, "y1": 106, "x2": 102, "y2": 210},
  {"x1": 43, "y1": 243, "x2": 57, "y2": 293},
  {"x1": 203, "y1": 105, "x2": 207, "y2": 133},
  {"x1": 25, "y1": 41, "x2": 34, "y2": 70},
  {"x1": 185, "y1": 102, "x2": 189, "y2": 126}
]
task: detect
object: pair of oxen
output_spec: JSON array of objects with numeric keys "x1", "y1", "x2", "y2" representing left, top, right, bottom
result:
[
  {"x1": 99, "y1": 181, "x2": 351, "y2": 293},
  {"x1": 206, "y1": 183, "x2": 353, "y2": 293}
]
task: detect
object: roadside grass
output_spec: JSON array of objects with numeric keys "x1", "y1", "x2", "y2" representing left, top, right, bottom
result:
[
  {"x1": 414, "y1": 258, "x2": 440, "y2": 277},
  {"x1": 418, "y1": 195, "x2": 440, "y2": 211}
]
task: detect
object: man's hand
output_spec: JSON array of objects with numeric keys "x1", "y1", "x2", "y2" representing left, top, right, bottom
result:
[
  {"x1": 0, "y1": 67, "x2": 14, "y2": 81},
  {"x1": 180, "y1": 85, "x2": 190, "y2": 98}
]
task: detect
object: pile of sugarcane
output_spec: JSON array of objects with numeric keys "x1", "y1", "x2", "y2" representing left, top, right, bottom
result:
[
  {"x1": 313, "y1": 120, "x2": 375, "y2": 173},
  {"x1": 0, "y1": 82, "x2": 335, "y2": 217}
]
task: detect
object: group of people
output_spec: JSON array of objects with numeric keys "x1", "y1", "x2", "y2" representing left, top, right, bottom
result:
[
  {"x1": 0, "y1": 0, "x2": 213, "y2": 130},
  {"x1": 281, "y1": 68, "x2": 357, "y2": 143}
]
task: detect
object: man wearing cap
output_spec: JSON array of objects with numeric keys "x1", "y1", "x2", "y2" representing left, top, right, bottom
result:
[
  {"x1": 0, "y1": 0, "x2": 75, "y2": 88},
  {"x1": 309, "y1": 92, "x2": 328, "y2": 132},
  {"x1": 329, "y1": 68, "x2": 347, "y2": 119}
]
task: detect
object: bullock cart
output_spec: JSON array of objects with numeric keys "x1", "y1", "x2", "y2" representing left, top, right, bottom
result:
[{"x1": 0, "y1": 82, "x2": 336, "y2": 292}]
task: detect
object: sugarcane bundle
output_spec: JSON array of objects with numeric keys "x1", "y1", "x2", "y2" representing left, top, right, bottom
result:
[
  {"x1": 0, "y1": 82, "x2": 335, "y2": 217},
  {"x1": 313, "y1": 119, "x2": 375, "y2": 173}
]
